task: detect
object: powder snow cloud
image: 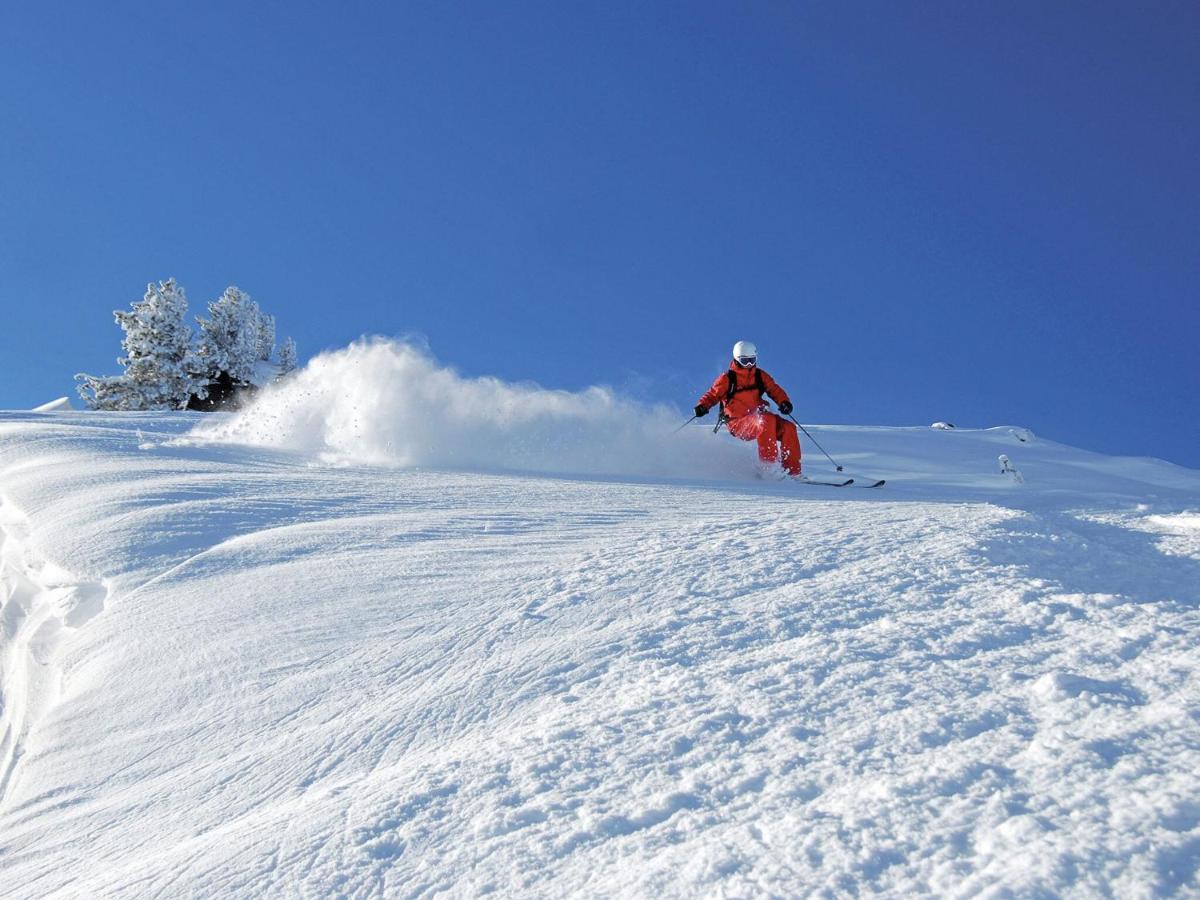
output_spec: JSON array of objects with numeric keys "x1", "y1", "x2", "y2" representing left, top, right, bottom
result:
[{"x1": 187, "y1": 338, "x2": 744, "y2": 479}]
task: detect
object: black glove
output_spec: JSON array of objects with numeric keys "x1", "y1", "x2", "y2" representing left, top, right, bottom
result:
[
  {"x1": 694, "y1": 405, "x2": 708, "y2": 418},
  {"x1": 778, "y1": 401, "x2": 793, "y2": 416}
]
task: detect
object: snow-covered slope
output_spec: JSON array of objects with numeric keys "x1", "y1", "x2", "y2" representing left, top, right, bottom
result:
[{"x1": 1, "y1": 349, "x2": 1198, "y2": 896}]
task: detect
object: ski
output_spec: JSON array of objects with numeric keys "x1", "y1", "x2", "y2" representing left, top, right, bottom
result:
[
  {"x1": 829, "y1": 472, "x2": 887, "y2": 488},
  {"x1": 852, "y1": 478, "x2": 886, "y2": 488},
  {"x1": 795, "y1": 476, "x2": 854, "y2": 487}
]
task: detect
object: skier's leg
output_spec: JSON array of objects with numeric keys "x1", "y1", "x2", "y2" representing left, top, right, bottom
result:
[
  {"x1": 758, "y1": 419, "x2": 779, "y2": 464},
  {"x1": 727, "y1": 413, "x2": 777, "y2": 464},
  {"x1": 778, "y1": 416, "x2": 802, "y2": 476},
  {"x1": 725, "y1": 414, "x2": 756, "y2": 443}
]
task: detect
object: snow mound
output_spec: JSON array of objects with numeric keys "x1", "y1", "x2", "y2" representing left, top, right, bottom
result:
[
  {"x1": 31, "y1": 397, "x2": 74, "y2": 412},
  {"x1": 187, "y1": 338, "x2": 744, "y2": 479}
]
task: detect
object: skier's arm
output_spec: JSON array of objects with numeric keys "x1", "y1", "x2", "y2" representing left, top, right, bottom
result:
[
  {"x1": 695, "y1": 373, "x2": 729, "y2": 414},
  {"x1": 761, "y1": 371, "x2": 793, "y2": 415}
]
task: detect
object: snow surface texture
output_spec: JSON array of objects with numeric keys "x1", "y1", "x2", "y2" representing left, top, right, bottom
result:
[{"x1": 1, "y1": 340, "x2": 1198, "y2": 896}]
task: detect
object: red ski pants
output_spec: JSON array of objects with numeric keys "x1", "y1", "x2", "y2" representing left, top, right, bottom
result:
[{"x1": 727, "y1": 412, "x2": 802, "y2": 475}]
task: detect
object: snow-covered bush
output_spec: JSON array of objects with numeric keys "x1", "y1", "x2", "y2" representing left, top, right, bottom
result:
[
  {"x1": 194, "y1": 287, "x2": 262, "y2": 384},
  {"x1": 256, "y1": 312, "x2": 276, "y2": 362},
  {"x1": 75, "y1": 278, "x2": 200, "y2": 410},
  {"x1": 278, "y1": 336, "x2": 298, "y2": 375},
  {"x1": 78, "y1": 279, "x2": 288, "y2": 411},
  {"x1": 999, "y1": 453, "x2": 1025, "y2": 483}
]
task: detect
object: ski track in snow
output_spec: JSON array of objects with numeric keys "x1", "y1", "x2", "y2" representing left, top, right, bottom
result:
[{"x1": 0, "y1": 410, "x2": 1198, "y2": 897}]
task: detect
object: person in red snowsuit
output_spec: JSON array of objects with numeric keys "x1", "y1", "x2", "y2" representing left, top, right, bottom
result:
[{"x1": 694, "y1": 340, "x2": 802, "y2": 477}]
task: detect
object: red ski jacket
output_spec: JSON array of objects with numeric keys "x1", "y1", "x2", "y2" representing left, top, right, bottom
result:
[{"x1": 697, "y1": 362, "x2": 791, "y2": 420}]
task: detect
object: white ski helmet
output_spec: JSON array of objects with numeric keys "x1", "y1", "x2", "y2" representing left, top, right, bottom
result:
[{"x1": 732, "y1": 340, "x2": 757, "y2": 367}]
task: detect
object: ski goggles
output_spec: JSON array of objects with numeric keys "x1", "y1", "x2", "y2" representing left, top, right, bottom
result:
[{"x1": 735, "y1": 355, "x2": 757, "y2": 367}]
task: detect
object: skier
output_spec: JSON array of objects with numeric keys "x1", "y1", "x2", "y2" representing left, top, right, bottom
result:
[{"x1": 694, "y1": 340, "x2": 803, "y2": 477}]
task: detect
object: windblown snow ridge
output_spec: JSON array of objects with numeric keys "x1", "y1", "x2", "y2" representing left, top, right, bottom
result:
[
  {"x1": 0, "y1": 496, "x2": 108, "y2": 806},
  {"x1": 187, "y1": 338, "x2": 742, "y2": 479}
]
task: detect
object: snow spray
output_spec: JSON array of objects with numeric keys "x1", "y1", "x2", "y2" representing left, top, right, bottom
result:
[{"x1": 187, "y1": 338, "x2": 746, "y2": 479}]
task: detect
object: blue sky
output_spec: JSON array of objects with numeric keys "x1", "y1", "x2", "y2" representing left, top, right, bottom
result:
[{"x1": 2, "y1": 1, "x2": 1197, "y2": 467}]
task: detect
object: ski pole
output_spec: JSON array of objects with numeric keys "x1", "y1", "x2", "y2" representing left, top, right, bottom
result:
[
  {"x1": 672, "y1": 415, "x2": 698, "y2": 434},
  {"x1": 785, "y1": 413, "x2": 844, "y2": 472}
]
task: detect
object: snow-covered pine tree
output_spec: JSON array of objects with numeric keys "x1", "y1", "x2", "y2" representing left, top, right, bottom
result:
[
  {"x1": 278, "y1": 336, "x2": 298, "y2": 375},
  {"x1": 194, "y1": 287, "x2": 261, "y2": 384},
  {"x1": 74, "y1": 373, "x2": 146, "y2": 410},
  {"x1": 75, "y1": 278, "x2": 200, "y2": 410},
  {"x1": 256, "y1": 312, "x2": 276, "y2": 362}
]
